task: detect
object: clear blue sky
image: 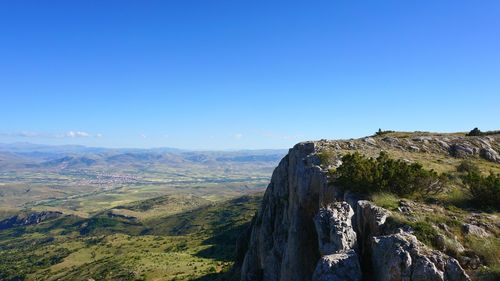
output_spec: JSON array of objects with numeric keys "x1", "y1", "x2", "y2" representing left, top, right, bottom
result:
[{"x1": 0, "y1": 0, "x2": 499, "y2": 149}]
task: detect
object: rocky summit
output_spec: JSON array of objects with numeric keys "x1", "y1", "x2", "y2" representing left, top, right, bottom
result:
[{"x1": 235, "y1": 133, "x2": 500, "y2": 281}]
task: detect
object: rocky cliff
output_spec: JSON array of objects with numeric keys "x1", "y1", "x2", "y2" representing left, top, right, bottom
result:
[{"x1": 235, "y1": 134, "x2": 498, "y2": 281}]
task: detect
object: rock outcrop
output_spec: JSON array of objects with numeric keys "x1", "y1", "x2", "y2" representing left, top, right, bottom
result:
[
  {"x1": 312, "y1": 202, "x2": 361, "y2": 281},
  {"x1": 314, "y1": 202, "x2": 357, "y2": 255},
  {"x1": 237, "y1": 141, "x2": 471, "y2": 281},
  {"x1": 312, "y1": 250, "x2": 362, "y2": 281},
  {"x1": 372, "y1": 232, "x2": 470, "y2": 281}
]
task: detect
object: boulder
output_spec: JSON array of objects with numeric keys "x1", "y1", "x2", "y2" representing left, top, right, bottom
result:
[
  {"x1": 449, "y1": 144, "x2": 475, "y2": 158},
  {"x1": 409, "y1": 145, "x2": 421, "y2": 152},
  {"x1": 363, "y1": 137, "x2": 377, "y2": 146},
  {"x1": 372, "y1": 232, "x2": 470, "y2": 281},
  {"x1": 312, "y1": 250, "x2": 362, "y2": 281},
  {"x1": 462, "y1": 223, "x2": 490, "y2": 238},
  {"x1": 479, "y1": 147, "x2": 500, "y2": 163},
  {"x1": 382, "y1": 137, "x2": 399, "y2": 145}
]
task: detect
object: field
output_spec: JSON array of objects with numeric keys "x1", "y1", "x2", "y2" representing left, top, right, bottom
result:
[{"x1": 0, "y1": 144, "x2": 280, "y2": 280}]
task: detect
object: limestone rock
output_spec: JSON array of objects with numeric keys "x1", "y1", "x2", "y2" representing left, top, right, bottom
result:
[
  {"x1": 409, "y1": 145, "x2": 421, "y2": 152},
  {"x1": 462, "y1": 223, "x2": 490, "y2": 238},
  {"x1": 449, "y1": 144, "x2": 475, "y2": 158},
  {"x1": 382, "y1": 137, "x2": 399, "y2": 145},
  {"x1": 240, "y1": 142, "x2": 327, "y2": 281},
  {"x1": 436, "y1": 139, "x2": 450, "y2": 150},
  {"x1": 355, "y1": 200, "x2": 390, "y2": 238},
  {"x1": 479, "y1": 147, "x2": 500, "y2": 163},
  {"x1": 314, "y1": 202, "x2": 357, "y2": 255},
  {"x1": 372, "y1": 232, "x2": 470, "y2": 281},
  {"x1": 363, "y1": 137, "x2": 377, "y2": 146},
  {"x1": 312, "y1": 250, "x2": 362, "y2": 281}
]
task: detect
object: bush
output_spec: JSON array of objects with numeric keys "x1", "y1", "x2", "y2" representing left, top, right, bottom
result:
[
  {"x1": 466, "y1": 128, "x2": 500, "y2": 136},
  {"x1": 461, "y1": 171, "x2": 500, "y2": 210},
  {"x1": 334, "y1": 152, "x2": 446, "y2": 197},
  {"x1": 466, "y1": 127, "x2": 482, "y2": 136}
]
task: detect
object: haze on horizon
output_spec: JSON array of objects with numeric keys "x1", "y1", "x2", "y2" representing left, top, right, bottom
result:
[{"x1": 1, "y1": 0, "x2": 499, "y2": 150}]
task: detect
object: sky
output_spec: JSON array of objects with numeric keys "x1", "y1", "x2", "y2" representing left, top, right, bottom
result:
[{"x1": 0, "y1": 0, "x2": 499, "y2": 149}]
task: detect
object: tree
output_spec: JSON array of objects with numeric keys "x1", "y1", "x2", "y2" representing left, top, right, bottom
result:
[
  {"x1": 466, "y1": 127, "x2": 482, "y2": 136},
  {"x1": 462, "y1": 171, "x2": 500, "y2": 210},
  {"x1": 334, "y1": 152, "x2": 445, "y2": 197}
]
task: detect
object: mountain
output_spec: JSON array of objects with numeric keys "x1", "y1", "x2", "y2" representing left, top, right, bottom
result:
[
  {"x1": 0, "y1": 142, "x2": 287, "y2": 171},
  {"x1": 235, "y1": 132, "x2": 500, "y2": 281}
]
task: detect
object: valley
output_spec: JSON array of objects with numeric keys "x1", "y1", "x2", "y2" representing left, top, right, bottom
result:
[{"x1": 0, "y1": 144, "x2": 281, "y2": 280}]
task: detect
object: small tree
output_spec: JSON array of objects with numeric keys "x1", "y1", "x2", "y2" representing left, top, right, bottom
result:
[
  {"x1": 462, "y1": 171, "x2": 500, "y2": 210},
  {"x1": 335, "y1": 152, "x2": 445, "y2": 197},
  {"x1": 466, "y1": 127, "x2": 482, "y2": 136}
]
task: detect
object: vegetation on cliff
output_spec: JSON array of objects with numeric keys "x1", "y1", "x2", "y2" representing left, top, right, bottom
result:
[
  {"x1": 334, "y1": 151, "x2": 446, "y2": 197},
  {"x1": 314, "y1": 133, "x2": 500, "y2": 280}
]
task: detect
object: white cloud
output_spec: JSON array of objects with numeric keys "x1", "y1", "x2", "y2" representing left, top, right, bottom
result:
[
  {"x1": 233, "y1": 133, "x2": 243, "y2": 140},
  {"x1": 64, "y1": 131, "x2": 90, "y2": 138},
  {"x1": 140, "y1": 134, "x2": 147, "y2": 139}
]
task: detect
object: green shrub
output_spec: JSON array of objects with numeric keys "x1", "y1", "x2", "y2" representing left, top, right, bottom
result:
[
  {"x1": 461, "y1": 171, "x2": 500, "y2": 210},
  {"x1": 334, "y1": 152, "x2": 446, "y2": 197},
  {"x1": 466, "y1": 127, "x2": 482, "y2": 136},
  {"x1": 466, "y1": 128, "x2": 500, "y2": 136}
]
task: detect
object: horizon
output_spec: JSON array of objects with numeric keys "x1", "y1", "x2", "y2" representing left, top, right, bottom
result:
[
  {"x1": 1, "y1": 1, "x2": 499, "y2": 149},
  {"x1": 0, "y1": 128, "x2": 492, "y2": 151},
  {"x1": 0, "y1": 140, "x2": 289, "y2": 152}
]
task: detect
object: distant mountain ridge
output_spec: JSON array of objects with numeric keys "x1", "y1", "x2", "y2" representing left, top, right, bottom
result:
[{"x1": 0, "y1": 142, "x2": 287, "y2": 170}]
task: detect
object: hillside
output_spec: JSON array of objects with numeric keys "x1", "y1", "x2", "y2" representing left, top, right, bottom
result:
[
  {"x1": 0, "y1": 194, "x2": 261, "y2": 281},
  {"x1": 236, "y1": 132, "x2": 499, "y2": 281},
  {"x1": 1, "y1": 133, "x2": 499, "y2": 281},
  {"x1": 0, "y1": 144, "x2": 283, "y2": 280}
]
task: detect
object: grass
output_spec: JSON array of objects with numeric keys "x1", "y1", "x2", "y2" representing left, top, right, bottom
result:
[
  {"x1": 0, "y1": 194, "x2": 262, "y2": 281},
  {"x1": 384, "y1": 214, "x2": 441, "y2": 249},
  {"x1": 466, "y1": 236, "x2": 500, "y2": 269},
  {"x1": 370, "y1": 193, "x2": 399, "y2": 210},
  {"x1": 409, "y1": 221, "x2": 440, "y2": 248}
]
